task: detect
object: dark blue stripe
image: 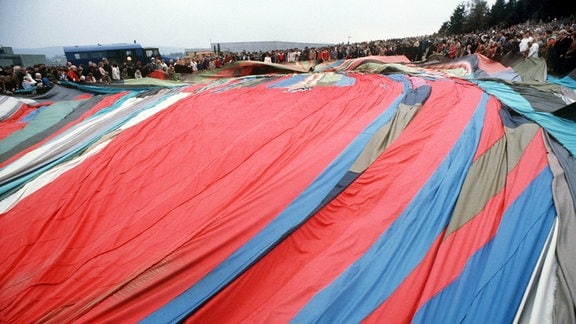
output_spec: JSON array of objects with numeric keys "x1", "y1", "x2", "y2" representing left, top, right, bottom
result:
[
  {"x1": 291, "y1": 93, "x2": 488, "y2": 323},
  {"x1": 414, "y1": 167, "x2": 555, "y2": 323}
]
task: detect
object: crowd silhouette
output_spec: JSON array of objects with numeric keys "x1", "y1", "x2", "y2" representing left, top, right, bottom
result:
[{"x1": 1, "y1": 17, "x2": 575, "y2": 95}]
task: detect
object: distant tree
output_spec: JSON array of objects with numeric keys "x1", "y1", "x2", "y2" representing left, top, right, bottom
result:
[
  {"x1": 489, "y1": 0, "x2": 507, "y2": 27},
  {"x1": 515, "y1": 0, "x2": 542, "y2": 21},
  {"x1": 438, "y1": 21, "x2": 450, "y2": 36},
  {"x1": 505, "y1": 0, "x2": 521, "y2": 25},
  {"x1": 464, "y1": 0, "x2": 490, "y2": 33},
  {"x1": 439, "y1": 0, "x2": 576, "y2": 39},
  {"x1": 541, "y1": 0, "x2": 576, "y2": 20},
  {"x1": 447, "y1": 3, "x2": 467, "y2": 35}
]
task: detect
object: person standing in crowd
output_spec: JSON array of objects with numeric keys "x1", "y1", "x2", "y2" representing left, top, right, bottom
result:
[
  {"x1": 98, "y1": 62, "x2": 110, "y2": 83},
  {"x1": 555, "y1": 29, "x2": 574, "y2": 74},
  {"x1": 111, "y1": 63, "x2": 121, "y2": 81},
  {"x1": 21, "y1": 75, "x2": 36, "y2": 89},
  {"x1": 276, "y1": 50, "x2": 285, "y2": 63},
  {"x1": 66, "y1": 66, "x2": 80, "y2": 82},
  {"x1": 564, "y1": 31, "x2": 576, "y2": 73},
  {"x1": 519, "y1": 31, "x2": 533, "y2": 56},
  {"x1": 527, "y1": 35, "x2": 540, "y2": 58}
]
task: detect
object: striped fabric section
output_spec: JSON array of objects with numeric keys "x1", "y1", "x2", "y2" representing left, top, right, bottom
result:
[
  {"x1": 0, "y1": 55, "x2": 572, "y2": 323},
  {"x1": 141, "y1": 74, "x2": 409, "y2": 323},
  {"x1": 187, "y1": 79, "x2": 488, "y2": 322}
]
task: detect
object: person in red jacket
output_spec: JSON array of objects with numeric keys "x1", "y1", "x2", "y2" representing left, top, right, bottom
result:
[
  {"x1": 66, "y1": 65, "x2": 80, "y2": 82},
  {"x1": 320, "y1": 48, "x2": 330, "y2": 62}
]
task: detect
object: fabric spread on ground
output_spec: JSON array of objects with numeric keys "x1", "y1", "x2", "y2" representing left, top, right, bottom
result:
[{"x1": 0, "y1": 54, "x2": 575, "y2": 323}]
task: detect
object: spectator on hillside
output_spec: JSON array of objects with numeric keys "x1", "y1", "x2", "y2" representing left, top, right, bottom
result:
[
  {"x1": 565, "y1": 32, "x2": 576, "y2": 73},
  {"x1": 519, "y1": 31, "x2": 533, "y2": 56},
  {"x1": 277, "y1": 50, "x2": 285, "y2": 63},
  {"x1": 527, "y1": 36, "x2": 540, "y2": 58},
  {"x1": 319, "y1": 48, "x2": 330, "y2": 62},
  {"x1": 57, "y1": 68, "x2": 67, "y2": 81},
  {"x1": 4, "y1": 73, "x2": 19, "y2": 93},
  {"x1": 66, "y1": 66, "x2": 80, "y2": 82},
  {"x1": 166, "y1": 64, "x2": 176, "y2": 80},
  {"x1": 85, "y1": 72, "x2": 97, "y2": 83},
  {"x1": 111, "y1": 63, "x2": 121, "y2": 81},
  {"x1": 21, "y1": 75, "x2": 37, "y2": 89},
  {"x1": 0, "y1": 76, "x2": 7, "y2": 94},
  {"x1": 13, "y1": 66, "x2": 26, "y2": 88},
  {"x1": 555, "y1": 29, "x2": 574, "y2": 74},
  {"x1": 98, "y1": 62, "x2": 110, "y2": 82},
  {"x1": 32, "y1": 72, "x2": 49, "y2": 89},
  {"x1": 448, "y1": 40, "x2": 459, "y2": 59}
]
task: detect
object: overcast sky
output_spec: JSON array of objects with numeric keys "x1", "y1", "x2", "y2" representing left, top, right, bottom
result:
[{"x1": 1, "y1": 0, "x2": 487, "y2": 50}]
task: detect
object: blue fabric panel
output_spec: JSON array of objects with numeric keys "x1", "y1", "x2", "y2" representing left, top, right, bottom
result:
[
  {"x1": 20, "y1": 106, "x2": 48, "y2": 123},
  {"x1": 335, "y1": 75, "x2": 357, "y2": 87},
  {"x1": 414, "y1": 168, "x2": 556, "y2": 323},
  {"x1": 548, "y1": 75, "x2": 576, "y2": 89},
  {"x1": 402, "y1": 85, "x2": 431, "y2": 105},
  {"x1": 475, "y1": 80, "x2": 576, "y2": 157},
  {"x1": 268, "y1": 74, "x2": 312, "y2": 88}
]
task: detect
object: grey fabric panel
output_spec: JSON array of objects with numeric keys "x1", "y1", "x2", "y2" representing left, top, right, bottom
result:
[
  {"x1": 569, "y1": 68, "x2": 576, "y2": 80},
  {"x1": 0, "y1": 97, "x2": 24, "y2": 121},
  {"x1": 350, "y1": 102, "x2": 422, "y2": 173},
  {"x1": 445, "y1": 108, "x2": 540, "y2": 235},
  {"x1": 509, "y1": 84, "x2": 568, "y2": 113},
  {"x1": 512, "y1": 57, "x2": 548, "y2": 83},
  {"x1": 445, "y1": 137, "x2": 507, "y2": 235},
  {"x1": 498, "y1": 52, "x2": 525, "y2": 68},
  {"x1": 552, "y1": 102, "x2": 576, "y2": 122},
  {"x1": 350, "y1": 84, "x2": 432, "y2": 173},
  {"x1": 546, "y1": 135, "x2": 576, "y2": 323},
  {"x1": 548, "y1": 134, "x2": 576, "y2": 203},
  {"x1": 0, "y1": 100, "x2": 81, "y2": 156},
  {"x1": 560, "y1": 86, "x2": 576, "y2": 103},
  {"x1": 514, "y1": 219, "x2": 557, "y2": 324},
  {"x1": 32, "y1": 84, "x2": 93, "y2": 103},
  {"x1": 321, "y1": 85, "x2": 432, "y2": 209}
]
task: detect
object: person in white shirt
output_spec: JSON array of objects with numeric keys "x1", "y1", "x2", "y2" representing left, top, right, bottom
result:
[
  {"x1": 111, "y1": 63, "x2": 121, "y2": 80},
  {"x1": 519, "y1": 31, "x2": 533, "y2": 56},
  {"x1": 21, "y1": 75, "x2": 37, "y2": 89},
  {"x1": 527, "y1": 36, "x2": 540, "y2": 58}
]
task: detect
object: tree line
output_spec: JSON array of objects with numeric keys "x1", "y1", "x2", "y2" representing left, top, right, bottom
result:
[{"x1": 439, "y1": 0, "x2": 576, "y2": 35}]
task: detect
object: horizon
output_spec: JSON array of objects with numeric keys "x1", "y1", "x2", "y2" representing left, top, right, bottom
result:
[{"x1": 1, "y1": 0, "x2": 487, "y2": 51}]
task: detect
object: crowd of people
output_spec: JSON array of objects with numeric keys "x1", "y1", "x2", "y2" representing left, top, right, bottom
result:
[
  {"x1": 173, "y1": 17, "x2": 575, "y2": 77},
  {"x1": 1, "y1": 17, "x2": 575, "y2": 96}
]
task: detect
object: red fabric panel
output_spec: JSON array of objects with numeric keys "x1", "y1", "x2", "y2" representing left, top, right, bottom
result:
[
  {"x1": 0, "y1": 74, "x2": 403, "y2": 322},
  {"x1": 188, "y1": 80, "x2": 483, "y2": 323},
  {"x1": 148, "y1": 70, "x2": 167, "y2": 79},
  {"x1": 363, "y1": 129, "x2": 548, "y2": 323},
  {"x1": 477, "y1": 53, "x2": 512, "y2": 74},
  {"x1": 473, "y1": 98, "x2": 506, "y2": 161},
  {"x1": 74, "y1": 93, "x2": 93, "y2": 100},
  {"x1": 0, "y1": 103, "x2": 37, "y2": 141}
]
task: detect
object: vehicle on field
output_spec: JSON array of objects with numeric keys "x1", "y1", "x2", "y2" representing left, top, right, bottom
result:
[{"x1": 63, "y1": 43, "x2": 161, "y2": 66}]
